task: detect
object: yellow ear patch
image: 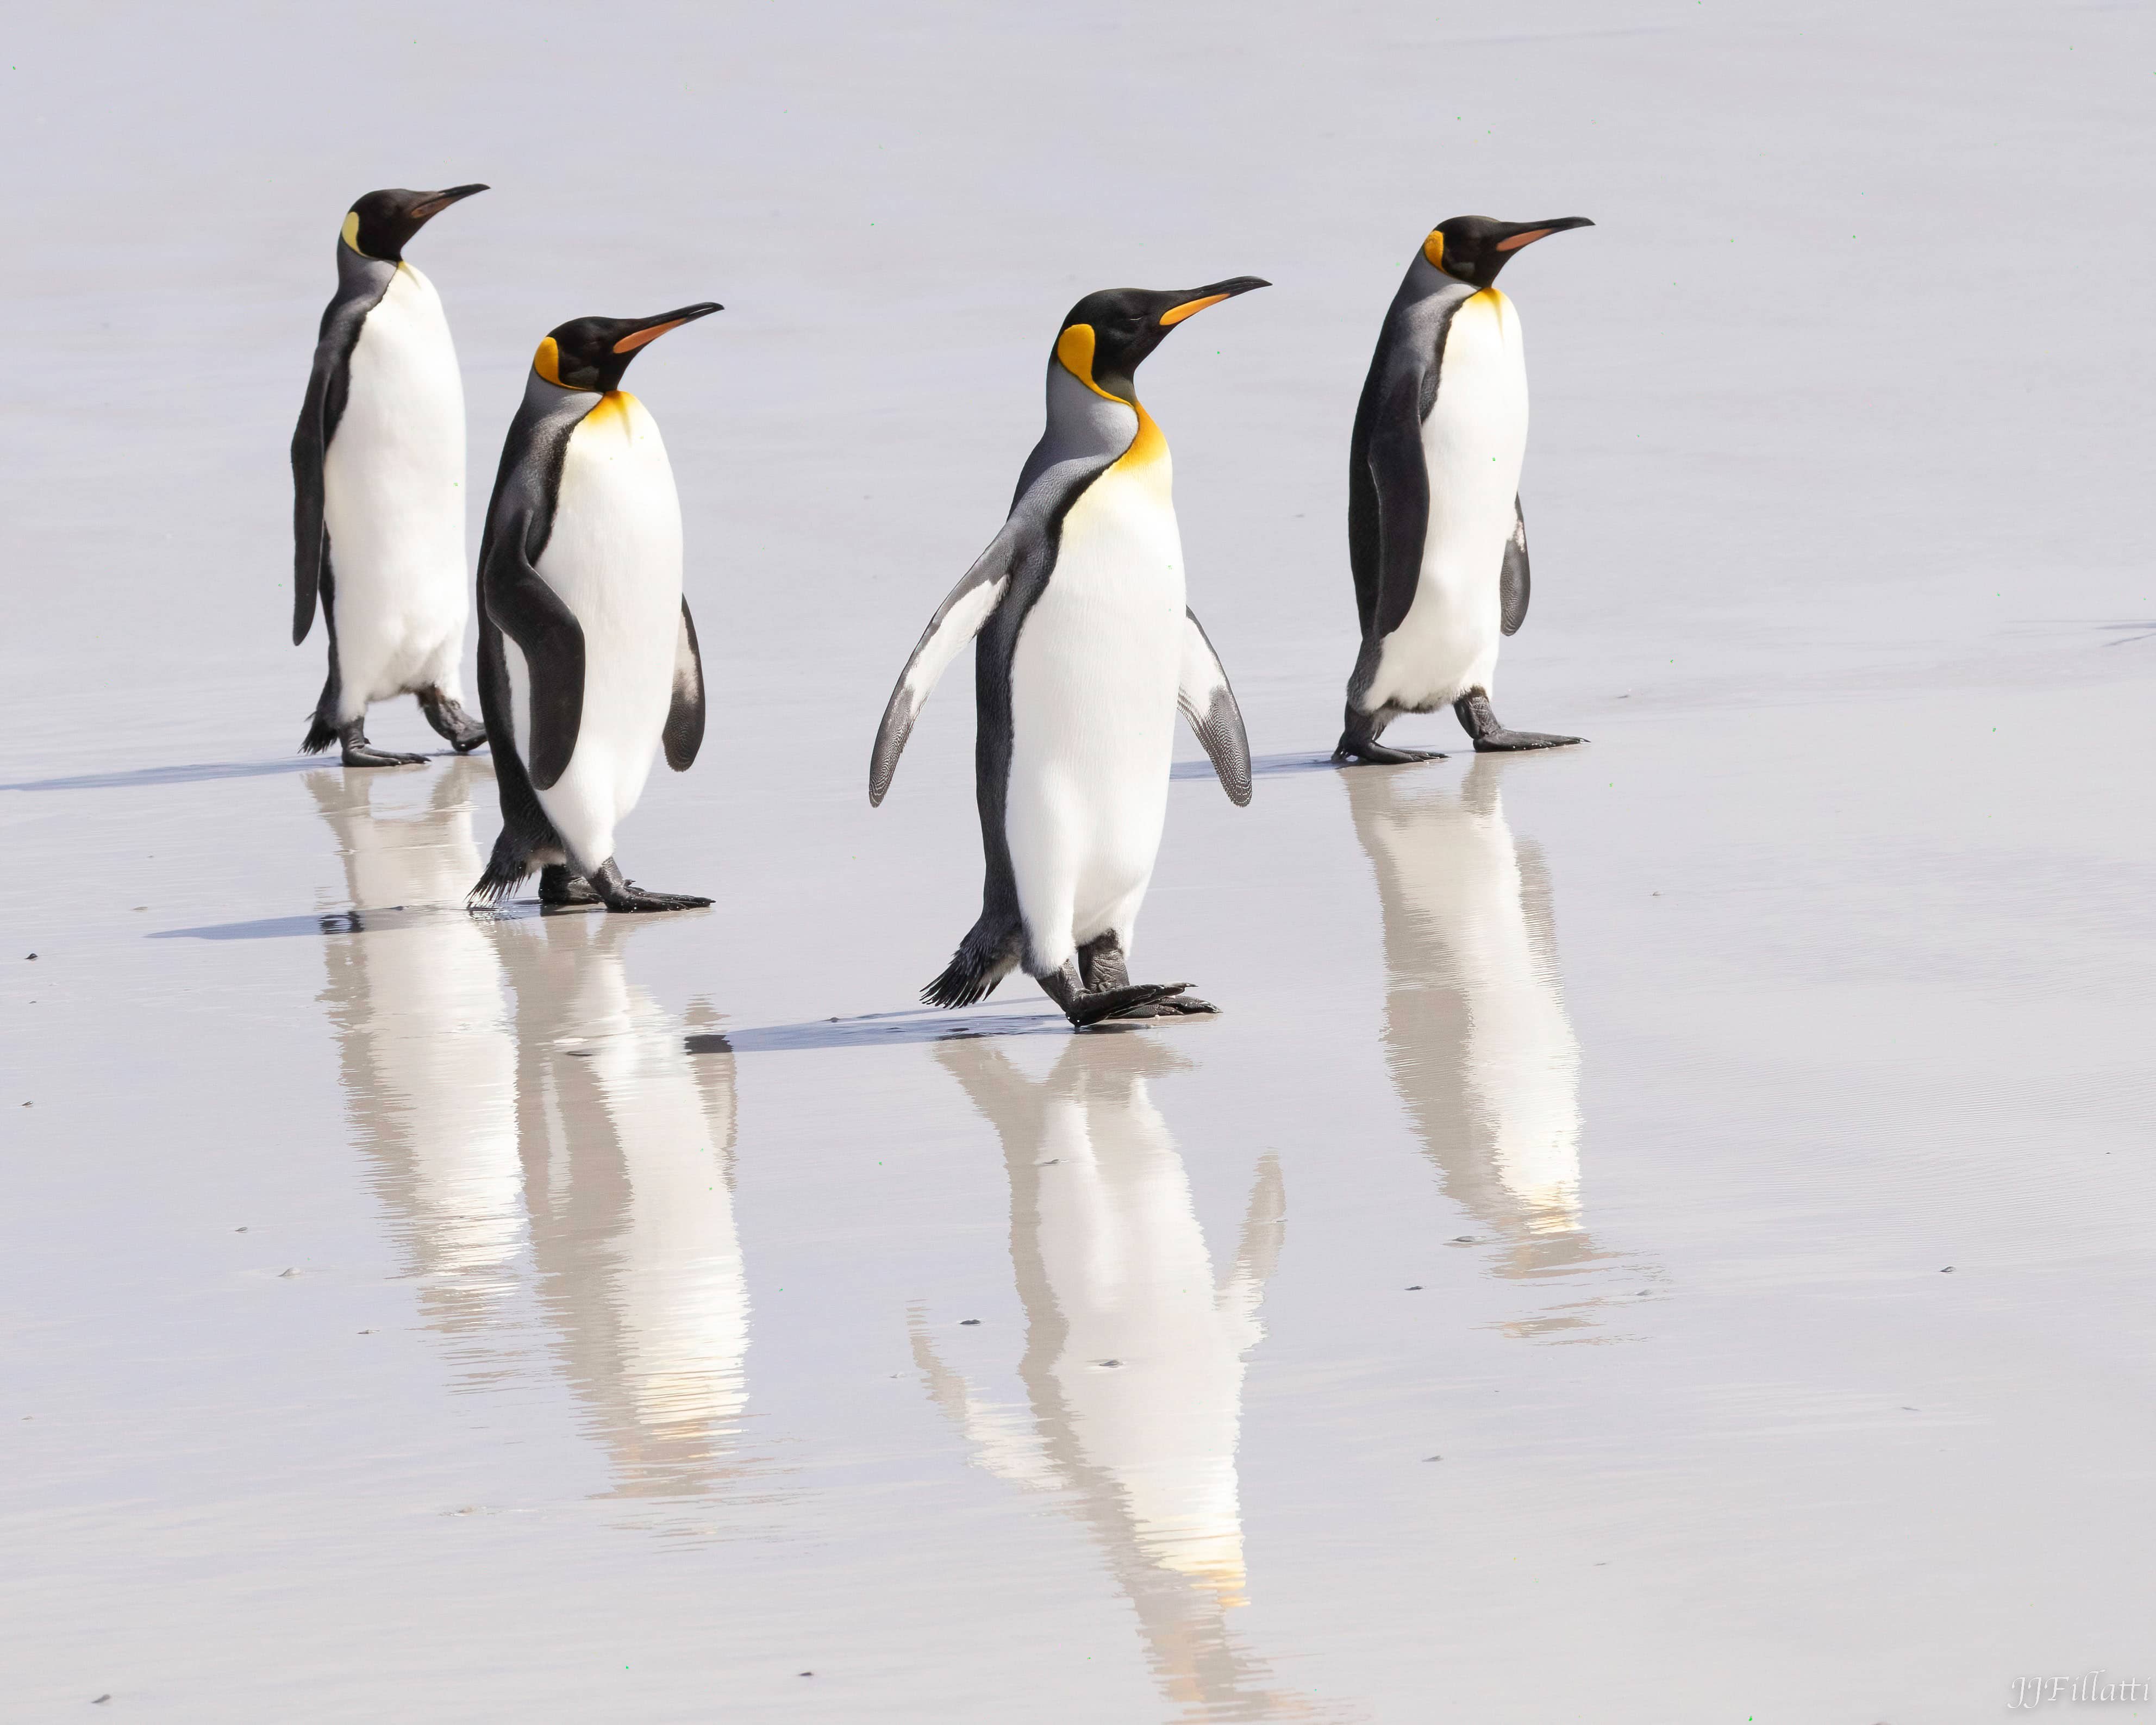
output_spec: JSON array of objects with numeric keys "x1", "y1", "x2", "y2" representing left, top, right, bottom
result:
[
  {"x1": 341, "y1": 211, "x2": 363, "y2": 253},
  {"x1": 533, "y1": 336, "x2": 565, "y2": 386},
  {"x1": 1422, "y1": 229, "x2": 1446, "y2": 270},
  {"x1": 1159, "y1": 292, "x2": 1229, "y2": 328},
  {"x1": 1056, "y1": 323, "x2": 1098, "y2": 388}
]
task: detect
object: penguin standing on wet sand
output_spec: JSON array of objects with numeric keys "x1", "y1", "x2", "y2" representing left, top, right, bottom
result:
[
  {"x1": 871, "y1": 278, "x2": 1264, "y2": 1025},
  {"x1": 467, "y1": 307, "x2": 721, "y2": 914},
  {"x1": 292, "y1": 185, "x2": 491, "y2": 766},
  {"x1": 1335, "y1": 215, "x2": 1593, "y2": 764}
]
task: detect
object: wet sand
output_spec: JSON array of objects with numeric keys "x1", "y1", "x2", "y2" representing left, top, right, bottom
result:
[{"x1": 3, "y1": 3, "x2": 2153, "y2": 1720}]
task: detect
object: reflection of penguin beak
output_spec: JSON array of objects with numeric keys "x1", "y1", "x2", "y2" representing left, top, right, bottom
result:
[
  {"x1": 609, "y1": 302, "x2": 725, "y2": 354},
  {"x1": 408, "y1": 183, "x2": 490, "y2": 223},
  {"x1": 1491, "y1": 216, "x2": 1594, "y2": 253},
  {"x1": 1157, "y1": 276, "x2": 1271, "y2": 327}
]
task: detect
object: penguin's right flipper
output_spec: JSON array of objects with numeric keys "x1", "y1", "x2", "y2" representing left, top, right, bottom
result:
[
  {"x1": 869, "y1": 525, "x2": 1019, "y2": 807},
  {"x1": 1177, "y1": 608, "x2": 1252, "y2": 807},
  {"x1": 663, "y1": 598, "x2": 706, "y2": 771},
  {"x1": 290, "y1": 248, "x2": 395, "y2": 646},
  {"x1": 482, "y1": 557, "x2": 586, "y2": 791},
  {"x1": 1500, "y1": 495, "x2": 1531, "y2": 636}
]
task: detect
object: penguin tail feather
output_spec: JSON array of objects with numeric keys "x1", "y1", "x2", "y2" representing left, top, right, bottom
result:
[
  {"x1": 300, "y1": 712, "x2": 338, "y2": 754},
  {"x1": 921, "y1": 918, "x2": 1022, "y2": 1010},
  {"x1": 467, "y1": 832, "x2": 533, "y2": 908}
]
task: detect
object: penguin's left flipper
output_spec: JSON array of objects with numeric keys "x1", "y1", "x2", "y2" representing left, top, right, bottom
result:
[
  {"x1": 290, "y1": 249, "x2": 395, "y2": 646},
  {"x1": 1501, "y1": 496, "x2": 1530, "y2": 636},
  {"x1": 663, "y1": 598, "x2": 706, "y2": 771},
  {"x1": 482, "y1": 552, "x2": 587, "y2": 791},
  {"x1": 588, "y1": 860, "x2": 711, "y2": 914},
  {"x1": 1177, "y1": 609, "x2": 1252, "y2": 806}
]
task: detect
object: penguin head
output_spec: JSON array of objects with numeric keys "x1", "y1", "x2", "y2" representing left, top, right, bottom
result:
[
  {"x1": 1421, "y1": 216, "x2": 1592, "y2": 289},
  {"x1": 340, "y1": 185, "x2": 489, "y2": 262},
  {"x1": 530, "y1": 303, "x2": 724, "y2": 394},
  {"x1": 1053, "y1": 277, "x2": 1270, "y2": 402}
]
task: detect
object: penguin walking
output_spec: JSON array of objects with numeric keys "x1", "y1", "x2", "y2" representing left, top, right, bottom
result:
[
  {"x1": 292, "y1": 185, "x2": 491, "y2": 766},
  {"x1": 468, "y1": 306, "x2": 721, "y2": 914},
  {"x1": 871, "y1": 279, "x2": 1264, "y2": 1025},
  {"x1": 1334, "y1": 215, "x2": 1593, "y2": 765}
]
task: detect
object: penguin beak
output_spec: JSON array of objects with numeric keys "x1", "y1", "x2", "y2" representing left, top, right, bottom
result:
[
  {"x1": 610, "y1": 302, "x2": 724, "y2": 354},
  {"x1": 408, "y1": 183, "x2": 490, "y2": 223},
  {"x1": 1157, "y1": 277, "x2": 1271, "y2": 327},
  {"x1": 1491, "y1": 217, "x2": 1593, "y2": 253}
]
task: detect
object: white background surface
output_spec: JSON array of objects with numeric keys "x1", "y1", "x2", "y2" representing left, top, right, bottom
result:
[{"x1": 2, "y1": 3, "x2": 2152, "y2": 1719}]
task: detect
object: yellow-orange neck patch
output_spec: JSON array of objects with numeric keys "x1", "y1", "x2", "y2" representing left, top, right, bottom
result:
[
  {"x1": 533, "y1": 337, "x2": 565, "y2": 387},
  {"x1": 582, "y1": 390, "x2": 638, "y2": 432},
  {"x1": 1422, "y1": 229, "x2": 1446, "y2": 270},
  {"x1": 1055, "y1": 323, "x2": 1125, "y2": 403},
  {"x1": 341, "y1": 211, "x2": 363, "y2": 254}
]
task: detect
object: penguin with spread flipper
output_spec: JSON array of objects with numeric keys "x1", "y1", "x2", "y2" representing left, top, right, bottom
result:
[
  {"x1": 292, "y1": 184, "x2": 491, "y2": 766},
  {"x1": 872, "y1": 279, "x2": 1264, "y2": 1025},
  {"x1": 1336, "y1": 215, "x2": 1592, "y2": 765},
  {"x1": 468, "y1": 306, "x2": 720, "y2": 913}
]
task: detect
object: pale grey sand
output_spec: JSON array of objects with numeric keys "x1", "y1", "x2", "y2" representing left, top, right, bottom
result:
[{"x1": 2, "y1": 3, "x2": 2152, "y2": 1720}]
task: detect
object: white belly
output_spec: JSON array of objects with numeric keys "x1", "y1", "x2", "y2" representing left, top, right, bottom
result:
[
  {"x1": 1007, "y1": 451, "x2": 1185, "y2": 971},
  {"x1": 321, "y1": 262, "x2": 470, "y2": 706},
  {"x1": 508, "y1": 392, "x2": 682, "y2": 871},
  {"x1": 1371, "y1": 289, "x2": 1528, "y2": 711}
]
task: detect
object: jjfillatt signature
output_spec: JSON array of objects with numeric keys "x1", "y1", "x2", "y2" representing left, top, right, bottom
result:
[{"x1": 2008, "y1": 1672, "x2": 2150, "y2": 1710}]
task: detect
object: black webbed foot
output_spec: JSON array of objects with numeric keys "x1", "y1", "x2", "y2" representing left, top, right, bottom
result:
[
  {"x1": 1453, "y1": 690, "x2": 1584, "y2": 753},
  {"x1": 538, "y1": 864, "x2": 603, "y2": 911},
  {"x1": 1102, "y1": 994, "x2": 1219, "y2": 1019},
  {"x1": 1333, "y1": 699, "x2": 1447, "y2": 767},
  {"x1": 1039, "y1": 958, "x2": 1190, "y2": 1026},
  {"x1": 418, "y1": 689, "x2": 490, "y2": 753},
  {"x1": 589, "y1": 858, "x2": 712, "y2": 914},
  {"x1": 1333, "y1": 735, "x2": 1448, "y2": 766},
  {"x1": 338, "y1": 722, "x2": 428, "y2": 768}
]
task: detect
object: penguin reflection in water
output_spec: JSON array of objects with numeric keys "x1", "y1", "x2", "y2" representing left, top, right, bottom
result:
[
  {"x1": 1347, "y1": 759, "x2": 1611, "y2": 1325},
  {"x1": 469, "y1": 307, "x2": 721, "y2": 912},
  {"x1": 915, "y1": 1034, "x2": 1316, "y2": 1717},
  {"x1": 873, "y1": 281, "x2": 1264, "y2": 1024},
  {"x1": 1336, "y1": 216, "x2": 1593, "y2": 764},
  {"x1": 293, "y1": 185, "x2": 492, "y2": 766}
]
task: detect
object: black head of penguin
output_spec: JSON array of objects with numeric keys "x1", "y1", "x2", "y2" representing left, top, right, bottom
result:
[
  {"x1": 532, "y1": 303, "x2": 724, "y2": 393},
  {"x1": 341, "y1": 184, "x2": 489, "y2": 262},
  {"x1": 1054, "y1": 277, "x2": 1270, "y2": 401},
  {"x1": 1422, "y1": 215, "x2": 1593, "y2": 290}
]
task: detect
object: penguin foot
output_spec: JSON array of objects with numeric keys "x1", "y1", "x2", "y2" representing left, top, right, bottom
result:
[
  {"x1": 1471, "y1": 729, "x2": 1585, "y2": 752},
  {"x1": 1454, "y1": 690, "x2": 1584, "y2": 752},
  {"x1": 1039, "y1": 959, "x2": 1190, "y2": 1026},
  {"x1": 1332, "y1": 735, "x2": 1448, "y2": 766},
  {"x1": 338, "y1": 723, "x2": 429, "y2": 768},
  {"x1": 588, "y1": 859, "x2": 712, "y2": 914},
  {"x1": 538, "y1": 864, "x2": 603, "y2": 911},
  {"x1": 1102, "y1": 993, "x2": 1219, "y2": 1019},
  {"x1": 418, "y1": 689, "x2": 490, "y2": 753}
]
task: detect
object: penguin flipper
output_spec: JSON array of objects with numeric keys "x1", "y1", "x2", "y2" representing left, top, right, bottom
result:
[
  {"x1": 290, "y1": 358, "x2": 331, "y2": 647},
  {"x1": 1501, "y1": 495, "x2": 1530, "y2": 636},
  {"x1": 290, "y1": 248, "x2": 395, "y2": 647},
  {"x1": 869, "y1": 524, "x2": 1020, "y2": 807},
  {"x1": 1366, "y1": 372, "x2": 1433, "y2": 642},
  {"x1": 664, "y1": 597, "x2": 707, "y2": 771},
  {"x1": 483, "y1": 557, "x2": 586, "y2": 792},
  {"x1": 1177, "y1": 608, "x2": 1252, "y2": 807}
]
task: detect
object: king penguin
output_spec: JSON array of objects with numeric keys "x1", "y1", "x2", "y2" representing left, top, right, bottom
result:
[
  {"x1": 467, "y1": 305, "x2": 721, "y2": 914},
  {"x1": 1335, "y1": 214, "x2": 1593, "y2": 765},
  {"x1": 292, "y1": 184, "x2": 491, "y2": 766},
  {"x1": 871, "y1": 278, "x2": 1265, "y2": 1025}
]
